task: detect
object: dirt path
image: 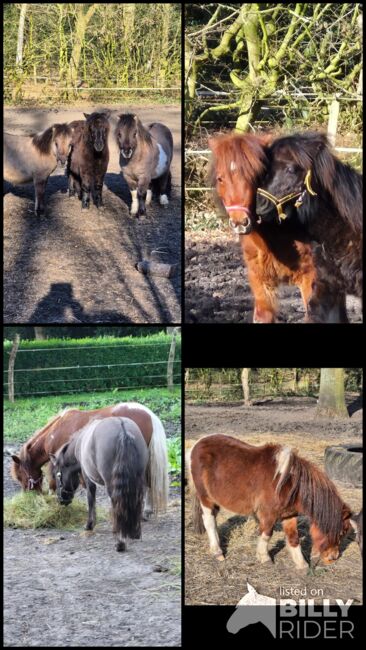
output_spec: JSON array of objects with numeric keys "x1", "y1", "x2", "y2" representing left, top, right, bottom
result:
[
  {"x1": 4, "y1": 105, "x2": 181, "y2": 324},
  {"x1": 4, "y1": 440, "x2": 181, "y2": 646},
  {"x1": 184, "y1": 399, "x2": 362, "y2": 606},
  {"x1": 185, "y1": 230, "x2": 362, "y2": 323}
]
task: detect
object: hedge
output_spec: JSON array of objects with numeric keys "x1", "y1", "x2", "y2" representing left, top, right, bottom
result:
[{"x1": 3, "y1": 332, "x2": 181, "y2": 398}]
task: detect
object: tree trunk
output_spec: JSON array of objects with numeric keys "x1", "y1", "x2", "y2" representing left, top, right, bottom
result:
[
  {"x1": 316, "y1": 368, "x2": 349, "y2": 418},
  {"x1": 159, "y1": 4, "x2": 171, "y2": 86},
  {"x1": 8, "y1": 334, "x2": 20, "y2": 403},
  {"x1": 65, "y1": 4, "x2": 98, "y2": 90},
  {"x1": 34, "y1": 327, "x2": 46, "y2": 340},
  {"x1": 16, "y1": 4, "x2": 28, "y2": 70},
  {"x1": 241, "y1": 368, "x2": 252, "y2": 405}
]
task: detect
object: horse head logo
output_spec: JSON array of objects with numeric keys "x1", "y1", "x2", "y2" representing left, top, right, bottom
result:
[{"x1": 226, "y1": 583, "x2": 276, "y2": 637}]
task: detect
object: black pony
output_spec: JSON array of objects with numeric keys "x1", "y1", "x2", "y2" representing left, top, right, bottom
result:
[
  {"x1": 67, "y1": 112, "x2": 110, "y2": 210},
  {"x1": 256, "y1": 132, "x2": 362, "y2": 322}
]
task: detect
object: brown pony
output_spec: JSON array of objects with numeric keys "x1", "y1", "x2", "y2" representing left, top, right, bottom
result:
[
  {"x1": 11, "y1": 402, "x2": 168, "y2": 515},
  {"x1": 208, "y1": 132, "x2": 346, "y2": 323},
  {"x1": 187, "y1": 435, "x2": 355, "y2": 568}
]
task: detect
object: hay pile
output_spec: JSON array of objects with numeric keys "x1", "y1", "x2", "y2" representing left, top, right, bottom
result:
[{"x1": 4, "y1": 491, "x2": 108, "y2": 529}]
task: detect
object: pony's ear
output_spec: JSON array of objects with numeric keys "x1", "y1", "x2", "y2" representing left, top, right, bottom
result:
[
  {"x1": 49, "y1": 453, "x2": 57, "y2": 466},
  {"x1": 11, "y1": 455, "x2": 21, "y2": 465},
  {"x1": 257, "y1": 132, "x2": 274, "y2": 148},
  {"x1": 349, "y1": 518, "x2": 358, "y2": 533},
  {"x1": 208, "y1": 136, "x2": 218, "y2": 153},
  {"x1": 83, "y1": 112, "x2": 90, "y2": 119},
  {"x1": 103, "y1": 109, "x2": 111, "y2": 118}
]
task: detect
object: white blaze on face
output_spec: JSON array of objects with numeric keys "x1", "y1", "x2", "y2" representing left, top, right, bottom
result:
[
  {"x1": 153, "y1": 143, "x2": 168, "y2": 178},
  {"x1": 230, "y1": 161, "x2": 237, "y2": 172},
  {"x1": 131, "y1": 190, "x2": 139, "y2": 215}
]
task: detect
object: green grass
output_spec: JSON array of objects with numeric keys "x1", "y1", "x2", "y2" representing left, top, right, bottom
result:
[
  {"x1": 167, "y1": 436, "x2": 181, "y2": 485},
  {"x1": 4, "y1": 386, "x2": 181, "y2": 442},
  {"x1": 4, "y1": 491, "x2": 109, "y2": 529}
]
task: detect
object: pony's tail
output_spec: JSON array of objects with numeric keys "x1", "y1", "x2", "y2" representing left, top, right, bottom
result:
[
  {"x1": 111, "y1": 424, "x2": 145, "y2": 540},
  {"x1": 186, "y1": 447, "x2": 205, "y2": 534},
  {"x1": 146, "y1": 409, "x2": 169, "y2": 515}
]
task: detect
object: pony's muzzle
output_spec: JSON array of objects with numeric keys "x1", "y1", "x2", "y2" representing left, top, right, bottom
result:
[
  {"x1": 121, "y1": 148, "x2": 133, "y2": 159},
  {"x1": 229, "y1": 217, "x2": 253, "y2": 235}
]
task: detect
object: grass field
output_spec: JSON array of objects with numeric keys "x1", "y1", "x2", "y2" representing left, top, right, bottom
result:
[{"x1": 4, "y1": 386, "x2": 180, "y2": 441}]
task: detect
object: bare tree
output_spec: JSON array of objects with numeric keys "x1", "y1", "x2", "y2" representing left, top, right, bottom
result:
[
  {"x1": 16, "y1": 4, "x2": 28, "y2": 70},
  {"x1": 316, "y1": 368, "x2": 349, "y2": 418}
]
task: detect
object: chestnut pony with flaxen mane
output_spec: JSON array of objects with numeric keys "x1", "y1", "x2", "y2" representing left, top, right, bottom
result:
[
  {"x1": 187, "y1": 435, "x2": 357, "y2": 569},
  {"x1": 208, "y1": 132, "x2": 347, "y2": 322}
]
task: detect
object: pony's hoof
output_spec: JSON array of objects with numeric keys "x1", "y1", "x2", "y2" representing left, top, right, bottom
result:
[
  {"x1": 256, "y1": 553, "x2": 271, "y2": 563},
  {"x1": 116, "y1": 541, "x2": 126, "y2": 552},
  {"x1": 215, "y1": 554, "x2": 225, "y2": 562},
  {"x1": 85, "y1": 522, "x2": 94, "y2": 531},
  {"x1": 143, "y1": 509, "x2": 153, "y2": 521},
  {"x1": 159, "y1": 194, "x2": 169, "y2": 206}
]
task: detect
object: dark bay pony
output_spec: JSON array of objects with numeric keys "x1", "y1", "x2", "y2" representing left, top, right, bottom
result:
[
  {"x1": 115, "y1": 113, "x2": 173, "y2": 217},
  {"x1": 256, "y1": 132, "x2": 362, "y2": 322},
  {"x1": 208, "y1": 132, "x2": 324, "y2": 323},
  {"x1": 4, "y1": 123, "x2": 75, "y2": 216},
  {"x1": 67, "y1": 112, "x2": 110, "y2": 209},
  {"x1": 187, "y1": 435, "x2": 357, "y2": 568},
  {"x1": 50, "y1": 416, "x2": 148, "y2": 551},
  {"x1": 11, "y1": 402, "x2": 168, "y2": 515}
]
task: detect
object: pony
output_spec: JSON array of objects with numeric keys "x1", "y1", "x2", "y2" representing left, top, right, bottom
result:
[
  {"x1": 115, "y1": 113, "x2": 173, "y2": 217},
  {"x1": 11, "y1": 402, "x2": 168, "y2": 516},
  {"x1": 187, "y1": 434, "x2": 357, "y2": 569},
  {"x1": 208, "y1": 132, "x2": 340, "y2": 323},
  {"x1": 256, "y1": 132, "x2": 362, "y2": 322},
  {"x1": 50, "y1": 416, "x2": 148, "y2": 551},
  {"x1": 4, "y1": 123, "x2": 75, "y2": 216},
  {"x1": 67, "y1": 112, "x2": 110, "y2": 209}
]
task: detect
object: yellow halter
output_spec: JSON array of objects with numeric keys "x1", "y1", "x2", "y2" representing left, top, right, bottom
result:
[{"x1": 257, "y1": 170, "x2": 317, "y2": 222}]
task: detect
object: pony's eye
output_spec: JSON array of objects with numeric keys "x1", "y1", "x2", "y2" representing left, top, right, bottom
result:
[
  {"x1": 56, "y1": 472, "x2": 61, "y2": 478},
  {"x1": 287, "y1": 165, "x2": 296, "y2": 174},
  {"x1": 217, "y1": 176, "x2": 223, "y2": 184}
]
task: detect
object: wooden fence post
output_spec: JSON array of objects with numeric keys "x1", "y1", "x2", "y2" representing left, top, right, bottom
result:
[
  {"x1": 327, "y1": 99, "x2": 340, "y2": 147},
  {"x1": 167, "y1": 328, "x2": 178, "y2": 389},
  {"x1": 8, "y1": 333, "x2": 20, "y2": 402}
]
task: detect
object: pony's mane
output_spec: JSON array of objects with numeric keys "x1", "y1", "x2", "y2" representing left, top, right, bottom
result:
[
  {"x1": 276, "y1": 448, "x2": 349, "y2": 544},
  {"x1": 20, "y1": 408, "x2": 73, "y2": 458},
  {"x1": 117, "y1": 113, "x2": 154, "y2": 147},
  {"x1": 271, "y1": 132, "x2": 363, "y2": 234},
  {"x1": 209, "y1": 132, "x2": 268, "y2": 186},
  {"x1": 32, "y1": 123, "x2": 71, "y2": 153}
]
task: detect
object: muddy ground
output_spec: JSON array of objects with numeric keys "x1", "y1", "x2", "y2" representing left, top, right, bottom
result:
[
  {"x1": 4, "y1": 421, "x2": 181, "y2": 647},
  {"x1": 4, "y1": 105, "x2": 181, "y2": 324},
  {"x1": 184, "y1": 398, "x2": 362, "y2": 605},
  {"x1": 185, "y1": 230, "x2": 362, "y2": 323}
]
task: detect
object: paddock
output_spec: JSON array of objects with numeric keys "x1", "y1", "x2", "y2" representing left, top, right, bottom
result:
[
  {"x1": 4, "y1": 104, "x2": 181, "y2": 324},
  {"x1": 184, "y1": 398, "x2": 362, "y2": 606}
]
